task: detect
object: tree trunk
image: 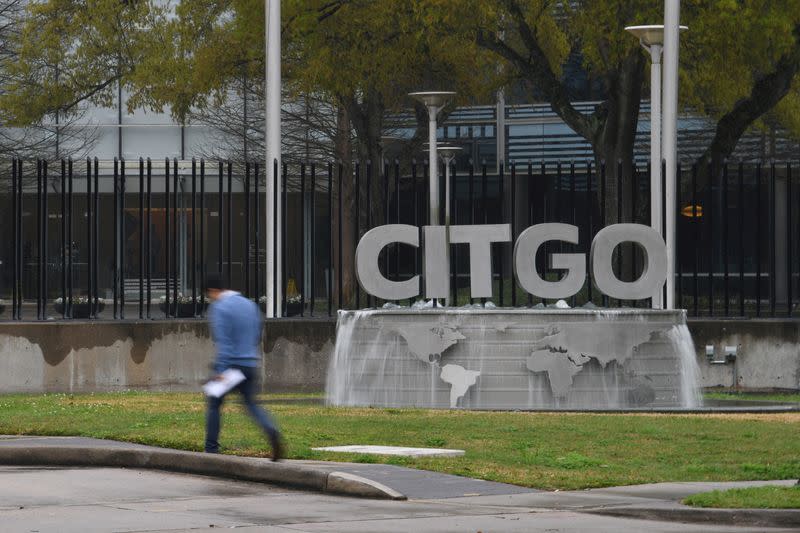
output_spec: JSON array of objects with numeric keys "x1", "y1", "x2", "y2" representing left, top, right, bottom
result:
[{"x1": 332, "y1": 102, "x2": 356, "y2": 308}]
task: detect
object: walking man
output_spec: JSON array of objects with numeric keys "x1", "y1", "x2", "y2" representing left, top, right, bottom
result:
[{"x1": 204, "y1": 272, "x2": 283, "y2": 460}]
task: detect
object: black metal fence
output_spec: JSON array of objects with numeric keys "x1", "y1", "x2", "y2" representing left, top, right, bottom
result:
[{"x1": 2, "y1": 157, "x2": 798, "y2": 320}]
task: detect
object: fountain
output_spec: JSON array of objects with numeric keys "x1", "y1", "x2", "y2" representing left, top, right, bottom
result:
[
  {"x1": 327, "y1": 306, "x2": 701, "y2": 410},
  {"x1": 326, "y1": 220, "x2": 702, "y2": 410}
]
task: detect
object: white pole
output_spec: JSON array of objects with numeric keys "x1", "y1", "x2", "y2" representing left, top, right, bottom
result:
[
  {"x1": 444, "y1": 159, "x2": 451, "y2": 306},
  {"x1": 650, "y1": 43, "x2": 663, "y2": 308},
  {"x1": 663, "y1": 0, "x2": 680, "y2": 309},
  {"x1": 428, "y1": 106, "x2": 439, "y2": 225},
  {"x1": 265, "y1": 0, "x2": 281, "y2": 317}
]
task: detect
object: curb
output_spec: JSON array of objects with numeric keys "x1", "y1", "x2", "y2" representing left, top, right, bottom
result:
[
  {"x1": 0, "y1": 445, "x2": 406, "y2": 501},
  {"x1": 587, "y1": 506, "x2": 800, "y2": 528}
]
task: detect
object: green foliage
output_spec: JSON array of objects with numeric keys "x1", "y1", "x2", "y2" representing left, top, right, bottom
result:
[
  {"x1": 682, "y1": 0, "x2": 800, "y2": 135},
  {"x1": 1, "y1": 0, "x2": 799, "y2": 154}
]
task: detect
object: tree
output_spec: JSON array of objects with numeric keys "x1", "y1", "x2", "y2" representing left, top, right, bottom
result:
[
  {"x1": 682, "y1": 1, "x2": 800, "y2": 189},
  {"x1": 423, "y1": 0, "x2": 800, "y2": 225},
  {"x1": 0, "y1": 0, "x2": 95, "y2": 160}
]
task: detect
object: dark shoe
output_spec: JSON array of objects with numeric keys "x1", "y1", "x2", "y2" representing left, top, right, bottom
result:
[{"x1": 270, "y1": 433, "x2": 284, "y2": 462}]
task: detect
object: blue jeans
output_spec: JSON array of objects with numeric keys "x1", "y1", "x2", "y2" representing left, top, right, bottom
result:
[{"x1": 205, "y1": 365, "x2": 280, "y2": 453}]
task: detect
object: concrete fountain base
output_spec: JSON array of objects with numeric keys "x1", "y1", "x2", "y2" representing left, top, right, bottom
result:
[{"x1": 327, "y1": 308, "x2": 702, "y2": 410}]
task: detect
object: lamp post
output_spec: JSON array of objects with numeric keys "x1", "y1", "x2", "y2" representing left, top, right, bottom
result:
[
  {"x1": 409, "y1": 91, "x2": 455, "y2": 226},
  {"x1": 265, "y1": 0, "x2": 281, "y2": 317},
  {"x1": 663, "y1": 0, "x2": 682, "y2": 310},
  {"x1": 426, "y1": 144, "x2": 462, "y2": 306},
  {"x1": 625, "y1": 23, "x2": 686, "y2": 309}
]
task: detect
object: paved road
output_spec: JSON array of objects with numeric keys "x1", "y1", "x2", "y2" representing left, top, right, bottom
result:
[{"x1": 1, "y1": 466, "x2": 795, "y2": 533}]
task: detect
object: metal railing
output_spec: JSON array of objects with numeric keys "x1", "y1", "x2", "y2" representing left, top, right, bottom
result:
[{"x1": 2, "y1": 157, "x2": 797, "y2": 320}]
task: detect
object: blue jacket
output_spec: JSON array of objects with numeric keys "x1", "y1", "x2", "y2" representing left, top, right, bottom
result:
[{"x1": 209, "y1": 292, "x2": 263, "y2": 373}]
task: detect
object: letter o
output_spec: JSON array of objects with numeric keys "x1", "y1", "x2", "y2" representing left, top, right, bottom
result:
[{"x1": 590, "y1": 224, "x2": 667, "y2": 301}]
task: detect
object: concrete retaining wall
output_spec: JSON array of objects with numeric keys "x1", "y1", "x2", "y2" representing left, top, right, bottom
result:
[
  {"x1": 0, "y1": 317, "x2": 798, "y2": 394},
  {"x1": 0, "y1": 319, "x2": 335, "y2": 394},
  {"x1": 688, "y1": 320, "x2": 800, "y2": 391}
]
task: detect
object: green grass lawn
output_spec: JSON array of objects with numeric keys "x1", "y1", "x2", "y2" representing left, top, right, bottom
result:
[
  {"x1": 704, "y1": 392, "x2": 800, "y2": 403},
  {"x1": 1, "y1": 392, "x2": 799, "y2": 491},
  {"x1": 684, "y1": 485, "x2": 800, "y2": 509}
]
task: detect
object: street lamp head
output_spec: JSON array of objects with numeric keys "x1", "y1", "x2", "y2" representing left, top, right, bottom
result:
[
  {"x1": 425, "y1": 144, "x2": 463, "y2": 163},
  {"x1": 408, "y1": 91, "x2": 456, "y2": 108},
  {"x1": 625, "y1": 24, "x2": 688, "y2": 47}
]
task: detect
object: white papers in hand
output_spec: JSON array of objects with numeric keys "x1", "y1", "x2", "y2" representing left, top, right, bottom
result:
[{"x1": 203, "y1": 368, "x2": 246, "y2": 398}]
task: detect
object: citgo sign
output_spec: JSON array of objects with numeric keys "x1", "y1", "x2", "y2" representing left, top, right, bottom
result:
[{"x1": 355, "y1": 223, "x2": 667, "y2": 302}]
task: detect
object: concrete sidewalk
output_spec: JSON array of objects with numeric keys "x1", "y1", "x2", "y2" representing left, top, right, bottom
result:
[{"x1": 0, "y1": 435, "x2": 797, "y2": 529}]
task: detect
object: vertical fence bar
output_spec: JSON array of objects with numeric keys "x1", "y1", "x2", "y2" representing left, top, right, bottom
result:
[
  {"x1": 616, "y1": 161, "x2": 622, "y2": 307},
  {"x1": 787, "y1": 162, "x2": 793, "y2": 317},
  {"x1": 394, "y1": 159, "x2": 401, "y2": 295},
  {"x1": 587, "y1": 161, "x2": 593, "y2": 305},
  {"x1": 570, "y1": 161, "x2": 576, "y2": 307},
  {"x1": 227, "y1": 161, "x2": 232, "y2": 288},
  {"x1": 675, "y1": 162, "x2": 681, "y2": 309},
  {"x1": 12, "y1": 160, "x2": 18, "y2": 320},
  {"x1": 42, "y1": 161, "x2": 48, "y2": 319},
  {"x1": 451, "y1": 163, "x2": 458, "y2": 306},
  {"x1": 254, "y1": 162, "x2": 260, "y2": 307},
  {"x1": 139, "y1": 158, "x2": 145, "y2": 319},
  {"x1": 646, "y1": 161, "x2": 652, "y2": 307},
  {"x1": 337, "y1": 162, "x2": 343, "y2": 312},
  {"x1": 244, "y1": 162, "x2": 251, "y2": 299},
  {"x1": 499, "y1": 161, "x2": 505, "y2": 307},
  {"x1": 707, "y1": 161, "x2": 714, "y2": 317},
  {"x1": 365, "y1": 161, "x2": 372, "y2": 308},
  {"x1": 355, "y1": 162, "x2": 361, "y2": 309},
  {"x1": 510, "y1": 163, "x2": 517, "y2": 307},
  {"x1": 18, "y1": 160, "x2": 24, "y2": 318},
  {"x1": 281, "y1": 163, "x2": 287, "y2": 315},
  {"x1": 412, "y1": 161, "x2": 419, "y2": 306},
  {"x1": 218, "y1": 161, "x2": 223, "y2": 279},
  {"x1": 756, "y1": 162, "x2": 762, "y2": 316},
  {"x1": 542, "y1": 161, "x2": 549, "y2": 307},
  {"x1": 86, "y1": 159, "x2": 92, "y2": 317},
  {"x1": 146, "y1": 158, "x2": 152, "y2": 318},
  {"x1": 67, "y1": 159, "x2": 73, "y2": 317},
  {"x1": 60, "y1": 160, "x2": 66, "y2": 318},
  {"x1": 691, "y1": 164, "x2": 698, "y2": 316},
  {"x1": 468, "y1": 162, "x2": 474, "y2": 305},
  {"x1": 527, "y1": 161, "x2": 534, "y2": 306},
  {"x1": 770, "y1": 161, "x2": 776, "y2": 317},
  {"x1": 92, "y1": 159, "x2": 99, "y2": 316},
  {"x1": 299, "y1": 163, "x2": 305, "y2": 315},
  {"x1": 309, "y1": 163, "x2": 315, "y2": 316},
  {"x1": 631, "y1": 162, "x2": 638, "y2": 307},
  {"x1": 36, "y1": 160, "x2": 41, "y2": 319},
  {"x1": 481, "y1": 161, "x2": 487, "y2": 305},
  {"x1": 274, "y1": 160, "x2": 280, "y2": 316},
  {"x1": 328, "y1": 162, "x2": 333, "y2": 317},
  {"x1": 172, "y1": 158, "x2": 178, "y2": 312},
  {"x1": 738, "y1": 162, "x2": 745, "y2": 316},
  {"x1": 113, "y1": 159, "x2": 118, "y2": 318},
  {"x1": 723, "y1": 162, "x2": 729, "y2": 316},
  {"x1": 191, "y1": 158, "x2": 197, "y2": 314},
  {"x1": 600, "y1": 161, "x2": 607, "y2": 307},
  {"x1": 383, "y1": 161, "x2": 389, "y2": 293},
  {"x1": 165, "y1": 158, "x2": 171, "y2": 317},
  {"x1": 120, "y1": 159, "x2": 126, "y2": 319},
  {"x1": 200, "y1": 159, "x2": 206, "y2": 316}
]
